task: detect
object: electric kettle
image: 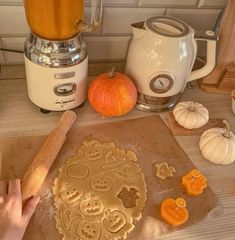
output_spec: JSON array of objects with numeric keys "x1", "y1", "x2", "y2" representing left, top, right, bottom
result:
[{"x1": 125, "y1": 16, "x2": 217, "y2": 112}]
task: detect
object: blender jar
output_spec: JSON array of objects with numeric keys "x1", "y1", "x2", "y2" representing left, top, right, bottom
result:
[{"x1": 23, "y1": 0, "x2": 103, "y2": 40}]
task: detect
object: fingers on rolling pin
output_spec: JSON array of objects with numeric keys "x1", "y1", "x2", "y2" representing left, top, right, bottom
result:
[
  {"x1": 0, "y1": 180, "x2": 8, "y2": 195},
  {"x1": 8, "y1": 179, "x2": 21, "y2": 197}
]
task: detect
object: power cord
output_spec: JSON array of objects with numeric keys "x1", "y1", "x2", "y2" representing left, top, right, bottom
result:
[{"x1": 0, "y1": 48, "x2": 24, "y2": 74}]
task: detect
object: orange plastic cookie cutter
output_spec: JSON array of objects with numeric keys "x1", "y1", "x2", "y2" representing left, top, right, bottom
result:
[
  {"x1": 182, "y1": 169, "x2": 207, "y2": 196},
  {"x1": 160, "y1": 198, "x2": 189, "y2": 227}
]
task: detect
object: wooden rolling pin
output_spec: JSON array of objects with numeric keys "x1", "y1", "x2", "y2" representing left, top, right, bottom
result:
[{"x1": 21, "y1": 110, "x2": 77, "y2": 203}]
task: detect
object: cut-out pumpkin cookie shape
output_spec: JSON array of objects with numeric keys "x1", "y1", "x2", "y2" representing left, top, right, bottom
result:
[
  {"x1": 103, "y1": 210, "x2": 127, "y2": 233},
  {"x1": 58, "y1": 183, "x2": 83, "y2": 204},
  {"x1": 102, "y1": 209, "x2": 135, "y2": 240},
  {"x1": 161, "y1": 198, "x2": 189, "y2": 227},
  {"x1": 84, "y1": 142, "x2": 105, "y2": 161},
  {"x1": 90, "y1": 175, "x2": 113, "y2": 192},
  {"x1": 67, "y1": 164, "x2": 89, "y2": 179},
  {"x1": 80, "y1": 139, "x2": 116, "y2": 162},
  {"x1": 80, "y1": 195, "x2": 104, "y2": 216},
  {"x1": 77, "y1": 220, "x2": 101, "y2": 240},
  {"x1": 182, "y1": 169, "x2": 207, "y2": 196}
]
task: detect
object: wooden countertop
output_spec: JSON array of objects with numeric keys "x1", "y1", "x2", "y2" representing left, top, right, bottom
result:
[{"x1": 0, "y1": 65, "x2": 234, "y2": 240}]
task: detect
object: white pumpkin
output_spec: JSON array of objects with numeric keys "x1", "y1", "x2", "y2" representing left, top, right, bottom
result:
[
  {"x1": 173, "y1": 101, "x2": 209, "y2": 129},
  {"x1": 199, "y1": 120, "x2": 235, "y2": 165}
]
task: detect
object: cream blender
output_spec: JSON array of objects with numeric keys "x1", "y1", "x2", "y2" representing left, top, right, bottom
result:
[{"x1": 23, "y1": 0, "x2": 103, "y2": 111}]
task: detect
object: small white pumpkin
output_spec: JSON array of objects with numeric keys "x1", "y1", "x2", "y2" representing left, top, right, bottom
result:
[
  {"x1": 199, "y1": 120, "x2": 235, "y2": 165},
  {"x1": 173, "y1": 101, "x2": 209, "y2": 129}
]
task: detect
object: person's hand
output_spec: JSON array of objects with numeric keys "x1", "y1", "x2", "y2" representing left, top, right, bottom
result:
[{"x1": 0, "y1": 179, "x2": 40, "y2": 240}]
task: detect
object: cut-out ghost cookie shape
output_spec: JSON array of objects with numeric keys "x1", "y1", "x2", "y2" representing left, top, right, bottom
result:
[{"x1": 117, "y1": 187, "x2": 139, "y2": 208}]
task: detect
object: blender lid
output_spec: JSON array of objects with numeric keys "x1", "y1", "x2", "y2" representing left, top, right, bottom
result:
[{"x1": 145, "y1": 16, "x2": 190, "y2": 37}]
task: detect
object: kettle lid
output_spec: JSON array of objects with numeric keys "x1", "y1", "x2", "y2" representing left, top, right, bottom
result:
[{"x1": 145, "y1": 16, "x2": 190, "y2": 37}]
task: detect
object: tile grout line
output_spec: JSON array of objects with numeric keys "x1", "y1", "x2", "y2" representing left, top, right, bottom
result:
[
  {"x1": 197, "y1": 0, "x2": 202, "y2": 8},
  {"x1": 0, "y1": 38, "x2": 6, "y2": 64},
  {"x1": 136, "y1": 0, "x2": 140, "y2": 7}
]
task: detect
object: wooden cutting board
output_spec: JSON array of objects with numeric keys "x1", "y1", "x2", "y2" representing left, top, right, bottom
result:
[{"x1": 0, "y1": 115, "x2": 221, "y2": 240}]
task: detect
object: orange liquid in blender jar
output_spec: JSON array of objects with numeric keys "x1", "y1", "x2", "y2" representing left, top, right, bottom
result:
[{"x1": 23, "y1": 0, "x2": 84, "y2": 40}]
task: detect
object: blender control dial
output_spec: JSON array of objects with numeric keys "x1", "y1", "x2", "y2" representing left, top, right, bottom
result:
[
  {"x1": 54, "y1": 82, "x2": 76, "y2": 96},
  {"x1": 149, "y1": 74, "x2": 174, "y2": 93}
]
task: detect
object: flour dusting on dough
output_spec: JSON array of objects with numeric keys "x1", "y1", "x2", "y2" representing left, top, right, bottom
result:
[{"x1": 53, "y1": 139, "x2": 147, "y2": 240}]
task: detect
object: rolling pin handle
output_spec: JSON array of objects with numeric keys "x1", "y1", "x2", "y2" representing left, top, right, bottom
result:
[
  {"x1": 57, "y1": 110, "x2": 77, "y2": 134},
  {"x1": 21, "y1": 110, "x2": 77, "y2": 204}
]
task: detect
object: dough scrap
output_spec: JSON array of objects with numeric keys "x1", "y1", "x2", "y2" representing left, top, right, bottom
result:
[{"x1": 53, "y1": 139, "x2": 147, "y2": 240}]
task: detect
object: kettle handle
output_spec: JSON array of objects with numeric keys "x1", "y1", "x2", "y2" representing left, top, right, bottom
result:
[{"x1": 188, "y1": 30, "x2": 218, "y2": 82}]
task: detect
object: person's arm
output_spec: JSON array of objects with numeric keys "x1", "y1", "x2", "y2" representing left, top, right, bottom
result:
[{"x1": 0, "y1": 179, "x2": 40, "y2": 240}]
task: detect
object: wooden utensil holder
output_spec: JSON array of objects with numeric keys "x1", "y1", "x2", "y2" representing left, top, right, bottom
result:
[{"x1": 199, "y1": 0, "x2": 235, "y2": 94}]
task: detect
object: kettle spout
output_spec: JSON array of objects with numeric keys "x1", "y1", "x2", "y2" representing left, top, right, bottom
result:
[{"x1": 131, "y1": 21, "x2": 146, "y2": 40}]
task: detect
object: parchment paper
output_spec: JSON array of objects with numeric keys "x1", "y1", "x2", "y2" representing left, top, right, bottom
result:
[{"x1": 0, "y1": 115, "x2": 222, "y2": 240}]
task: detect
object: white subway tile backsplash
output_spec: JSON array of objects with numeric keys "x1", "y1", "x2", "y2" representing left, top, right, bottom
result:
[
  {"x1": 139, "y1": 0, "x2": 197, "y2": 8},
  {"x1": 1, "y1": 37, "x2": 25, "y2": 63},
  {"x1": 0, "y1": 0, "x2": 22, "y2": 4},
  {"x1": 0, "y1": 6, "x2": 28, "y2": 35},
  {"x1": 85, "y1": 0, "x2": 138, "y2": 6},
  {"x1": 0, "y1": 5, "x2": 100, "y2": 36},
  {"x1": 84, "y1": 36, "x2": 131, "y2": 60},
  {"x1": 166, "y1": 8, "x2": 222, "y2": 30},
  {"x1": 0, "y1": 2, "x2": 226, "y2": 63},
  {"x1": 1, "y1": 0, "x2": 138, "y2": 7},
  {"x1": 102, "y1": 7, "x2": 165, "y2": 35},
  {"x1": 198, "y1": 0, "x2": 227, "y2": 8}
]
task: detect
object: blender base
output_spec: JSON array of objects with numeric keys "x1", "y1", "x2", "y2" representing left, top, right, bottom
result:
[
  {"x1": 136, "y1": 92, "x2": 181, "y2": 112},
  {"x1": 39, "y1": 102, "x2": 85, "y2": 114}
]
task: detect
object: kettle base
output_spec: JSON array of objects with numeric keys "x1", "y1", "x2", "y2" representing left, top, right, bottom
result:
[{"x1": 136, "y1": 92, "x2": 181, "y2": 112}]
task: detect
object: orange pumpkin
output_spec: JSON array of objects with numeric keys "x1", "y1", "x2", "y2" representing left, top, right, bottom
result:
[
  {"x1": 161, "y1": 198, "x2": 189, "y2": 227},
  {"x1": 182, "y1": 169, "x2": 207, "y2": 196},
  {"x1": 88, "y1": 69, "x2": 137, "y2": 117}
]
